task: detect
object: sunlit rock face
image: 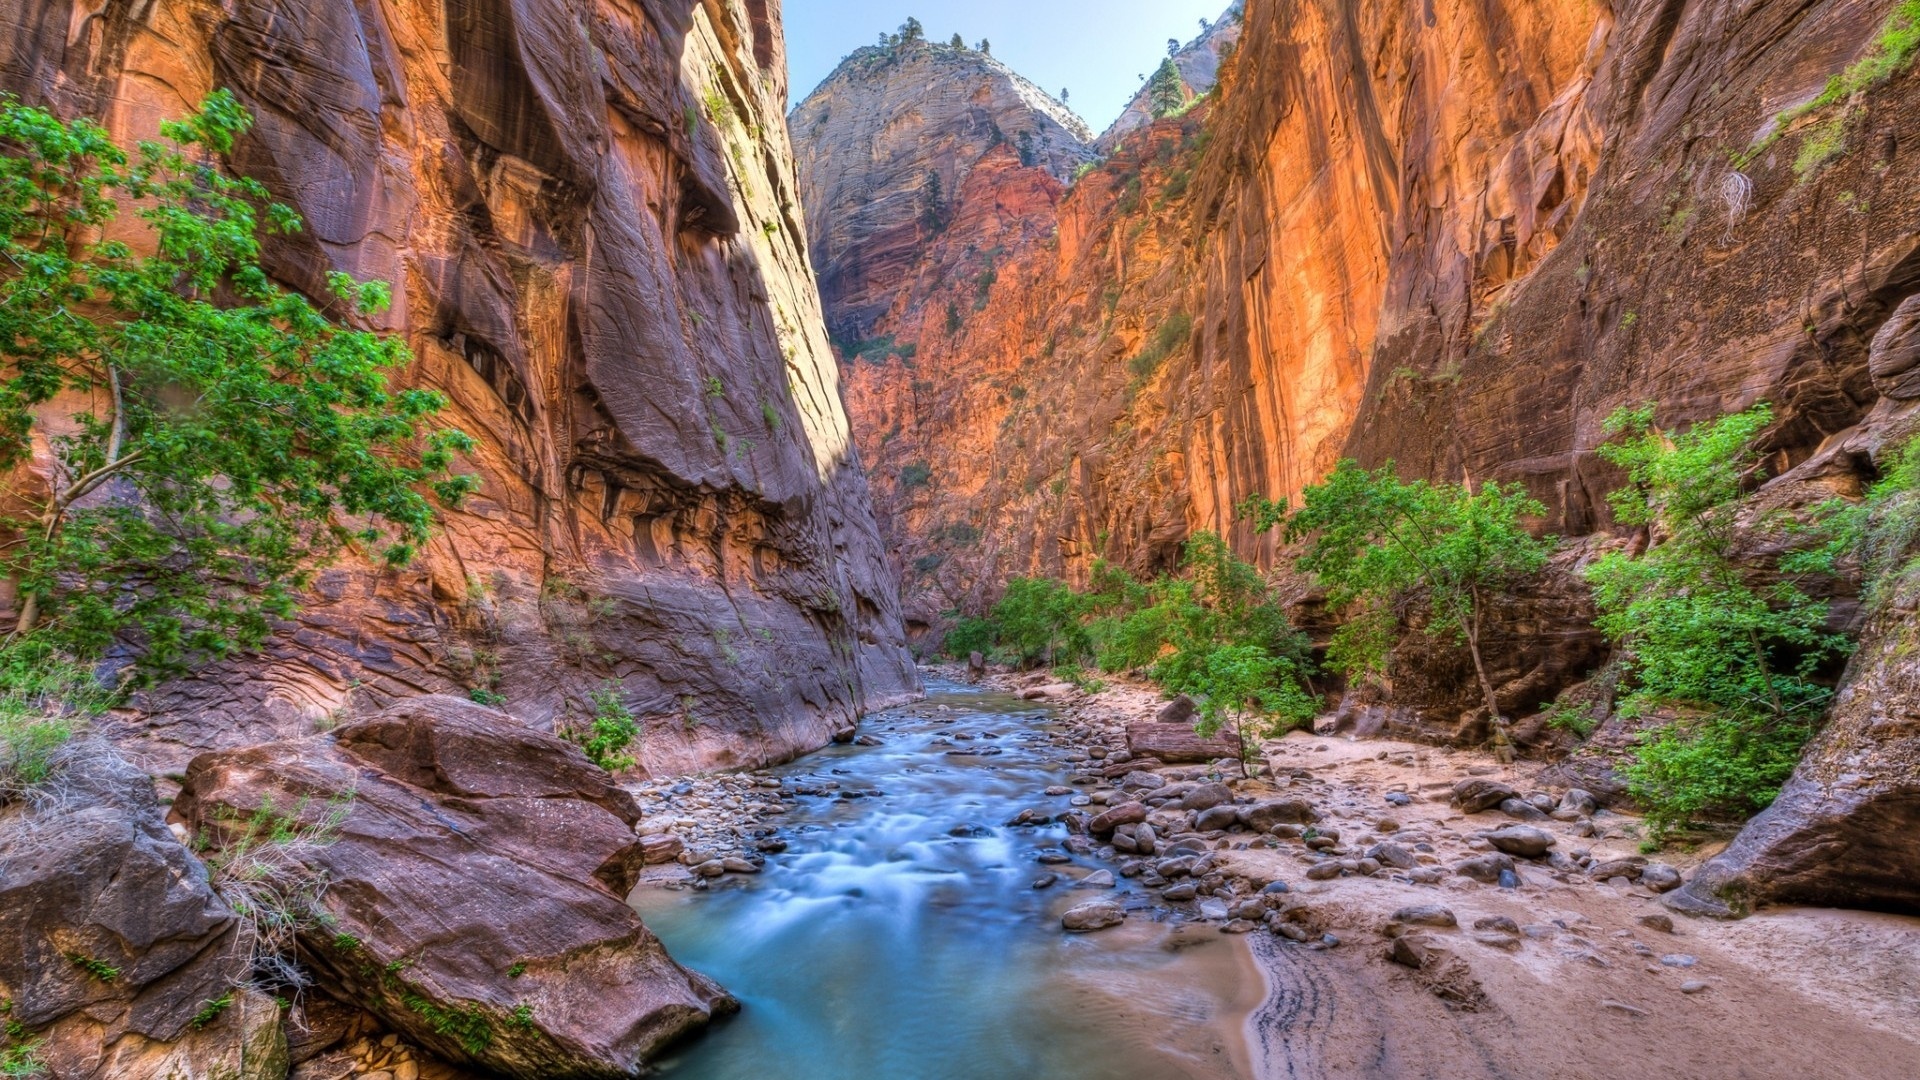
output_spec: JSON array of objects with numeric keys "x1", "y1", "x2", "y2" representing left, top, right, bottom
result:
[
  {"x1": 791, "y1": 36, "x2": 1095, "y2": 344},
  {"x1": 0, "y1": 0, "x2": 919, "y2": 775}
]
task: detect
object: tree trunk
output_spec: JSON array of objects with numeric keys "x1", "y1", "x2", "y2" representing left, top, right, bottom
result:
[{"x1": 1464, "y1": 607, "x2": 1513, "y2": 764}]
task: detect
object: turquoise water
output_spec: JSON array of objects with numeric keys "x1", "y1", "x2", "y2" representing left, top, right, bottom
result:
[{"x1": 631, "y1": 681, "x2": 1255, "y2": 1079}]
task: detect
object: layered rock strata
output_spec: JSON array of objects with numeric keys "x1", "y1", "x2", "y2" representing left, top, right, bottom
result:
[{"x1": 0, "y1": 0, "x2": 918, "y2": 778}]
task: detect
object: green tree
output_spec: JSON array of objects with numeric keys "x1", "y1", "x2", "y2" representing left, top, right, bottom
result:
[
  {"x1": 1588, "y1": 404, "x2": 1847, "y2": 835},
  {"x1": 899, "y1": 17, "x2": 925, "y2": 44},
  {"x1": 0, "y1": 94, "x2": 474, "y2": 680},
  {"x1": 949, "y1": 33, "x2": 965, "y2": 49},
  {"x1": 1189, "y1": 643, "x2": 1317, "y2": 766},
  {"x1": 1148, "y1": 59, "x2": 1187, "y2": 118},
  {"x1": 1287, "y1": 462, "x2": 1553, "y2": 761},
  {"x1": 990, "y1": 577, "x2": 1091, "y2": 667}
]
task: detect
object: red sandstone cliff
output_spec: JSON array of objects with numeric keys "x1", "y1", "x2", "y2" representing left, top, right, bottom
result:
[{"x1": 0, "y1": 0, "x2": 920, "y2": 776}]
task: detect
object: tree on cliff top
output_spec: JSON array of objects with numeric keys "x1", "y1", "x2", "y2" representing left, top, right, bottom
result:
[
  {"x1": 1148, "y1": 59, "x2": 1187, "y2": 118},
  {"x1": 0, "y1": 93, "x2": 475, "y2": 682},
  {"x1": 1286, "y1": 463, "x2": 1553, "y2": 762}
]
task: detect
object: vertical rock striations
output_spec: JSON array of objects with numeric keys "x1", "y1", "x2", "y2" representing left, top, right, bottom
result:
[
  {"x1": 0, "y1": 0, "x2": 919, "y2": 776},
  {"x1": 799, "y1": 0, "x2": 1920, "y2": 911}
]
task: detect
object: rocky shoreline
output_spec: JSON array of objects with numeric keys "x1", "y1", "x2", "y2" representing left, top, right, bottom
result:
[{"x1": 628, "y1": 666, "x2": 1920, "y2": 1079}]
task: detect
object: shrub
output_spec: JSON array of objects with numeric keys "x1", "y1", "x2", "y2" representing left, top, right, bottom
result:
[
  {"x1": 568, "y1": 683, "x2": 639, "y2": 772},
  {"x1": 1127, "y1": 313, "x2": 1192, "y2": 379},
  {"x1": 1588, "y1": 404, "x2": 1848, "y2": 837},
  {"x1": 941, "y1": 616, "x2": 996, "y2": 659},
  {"x1": 900, "y1": 462, "x2": 933, "y2": 489},
  {"x1": 198, "y1": 792, "x2": 353, "y2": 990}
]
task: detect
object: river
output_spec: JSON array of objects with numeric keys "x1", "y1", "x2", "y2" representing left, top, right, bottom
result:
[{"x1": 630, "y1": 678, "x2": 1262, "y2": 1079}]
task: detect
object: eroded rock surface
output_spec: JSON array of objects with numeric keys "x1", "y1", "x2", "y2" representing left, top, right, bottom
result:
[
  {"x1": 172, "y1": 695, "x2": 736, "y2": 1077},
  {"x1": 0, "y1": 0, "x2": 918, "y2": 778}
]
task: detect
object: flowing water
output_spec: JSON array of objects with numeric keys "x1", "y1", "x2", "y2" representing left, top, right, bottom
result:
[{"x1": 631, "y1": 679, "x2": 1262, "y2": 1079}]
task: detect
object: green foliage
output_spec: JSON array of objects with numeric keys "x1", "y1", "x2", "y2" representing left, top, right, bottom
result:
[
  {"x1": 1187, "y1": 643, "x2": 1318, "y2": 760},
  {"x1": 0, "y1": 94, "x2": 474, "y2": 681},
  {"x1": 467, "y1": 687, "x2": 506, "y2": 707},
  {"x1": 1050, "y1": 664, "x2": 1106, "y2": 693},
  {"x1": 912, "y1": 553, "x2": 944, "y2": 573},
  {"x1": 941, "y1": 615, "x2": 996, "y2": 658},
  {"x1": 1147, "y1": 58, "x2": 1187, "y2": 118},
  {"x1": 67, "y1": 954, "x2": 119, "y2": 982},
  {"x1": 760, "y1": 400, "x2": 782, "y2": 431},
  {"x1": 332, "y1": 933, "x2": 362, "y2": 952},
  {"x1": 1588, "y1": 404, "x2": 1847, "y2": 837},
  {"x1": 945, "y1": 302, "x2": 963, "y2": 336},
  {"x1": 1785, "y1": 430, "x2": 1920, "y2": 606},
  {"x1": 188, "y1": 993, "x2": 234, "y2": 1030},
  {"x1": 506, "y1": 961, "x2": 527, "y2": 978},
  {"x1": 507, "y1": 1003, "x2": 536, "y2": 1031},
  {"x1": 568, "y1": 682, "x2": 639, "y2": 772},
  {"x1": 1127, "y1": 313, "x2": 1192, "y2": 380},
  {"x1": 1234, "y1": 494, "x2": 1289, "y2": 535},
  {"x1": 0, "y1": 649, "x2": 114, "y2": 797},
  {"x1": 1288, "y1": 460, "x2": 1553, "y2": 758},
  {"x1": 403, "y1": 995, "x2": 494, "y2": 1057},
  {"x1": 990, "y1": 577, "x2": 1094, "y2": 667},
  {"x1": 1737, "y1": 1, "x2": 1920, "y2": 170},
  {"x1": 899, "y1": 461, "x2": 933, "y2": 489}
]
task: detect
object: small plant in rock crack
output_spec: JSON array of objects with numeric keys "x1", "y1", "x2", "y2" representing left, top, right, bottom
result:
[
  {"x1": 565, "y1": 682, "x2": 639, "y2": 772},
  {"x1": 188, "y1": 993, "x2": 234, "y2": 1030},
  {"x1": 66, "y1": 954, "x2": 119, "y2": 983},
  {"x1": 199, "y1": 792, "x2": 354, "y2": 990}
]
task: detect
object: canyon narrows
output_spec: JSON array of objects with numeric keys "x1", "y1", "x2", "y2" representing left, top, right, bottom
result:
[{"x1": 0, "y1": 0, "x2": 1917, "y2": 1079}]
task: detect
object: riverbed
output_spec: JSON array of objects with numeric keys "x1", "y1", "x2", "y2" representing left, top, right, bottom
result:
[{"x1": 630, "y1": 680, "x2": 1262, "y2": 1079}]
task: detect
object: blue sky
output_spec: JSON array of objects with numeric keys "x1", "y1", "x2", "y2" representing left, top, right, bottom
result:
[{"x1": 782, "y1": 0, "x2": 1232, "y2": 130}]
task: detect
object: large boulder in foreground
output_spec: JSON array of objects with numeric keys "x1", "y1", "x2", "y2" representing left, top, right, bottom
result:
[
  {"x1": 0, "y1": 748, "x2": 282, "y2": 1079},
  {"x1": 1125, "y1": 721, "x2": 1240, "y2": 763},
  {"x1": 172, "y1": 695, "x2": 735, "y2": 1077},
  {"x1": 1668, "y1": 575, "x2": 1920, "y2": 918}
]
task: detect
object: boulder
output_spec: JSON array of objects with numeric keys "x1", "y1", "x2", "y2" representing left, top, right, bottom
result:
[
  {"x1": 1086, "y1": 801, "x2": 1148, "y2": 835},
  {"x1": 1061, "y1": 901, "x2": 1125, "y2": 932},
  {"x1": 1124, "y1": 722, "x2": 1239, "y2": 763},
  {"x1": 1155, "y1": 695, "x2": 1198, "y2": 725},
  {"x1": 1482, "y1": 825, "x2": 1557, "y2": 859},
  {"x1": 1239, "y1": 799, "x2": 1321, "y2": 831},
  {"x1": 172, "y1": 696, "x2": 735, "y2": 1077},
  {"x1": 1454, "y1": 853, "x2": 1516, "y2": 884},
  {"x1": 1391, "y1": 905, "x2": 1458, "y2": 928},
  {"x1": 0, "y1": 747, "x2": 278, "y2": 1080},
  {"x1": 1180, "y1": 782, "x2": 1233, "y2": 811},
  {"x1": 1498, "y1": 797, "x2": 1549, "y2": 822},
  {"x1": 1194, "y1": 805, "x2": 1240, "y2": 832},
  {"x1": 1451, "y1": 778, "x2": 1519, "y2": 814}
]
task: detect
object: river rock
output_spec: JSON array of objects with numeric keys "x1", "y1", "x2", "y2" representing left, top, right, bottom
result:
[
  {"x1": 1117, "y1": 771, "x2": 1167, "y2": 792},
  {"x1": 1640, "y1": 863, "x2": 1684, "y2": 893},
  {"x1": 1162, "y1": 882, "x2": 1199, "y2": 902},
  {"x1": 1366, "y1": 842, "x2": 1418, "y2": 870},
  {"x1": 1155, "y1": 695, "x2": 1198, "y2": 725},
  {"x1": 1181, "y1": 783, "x2": 1234, "y2": 812},
  {"x1": 1483, "y1": 825, "x2": 1557, "y2": 859},
  {"x1": 640, "y1": 834, "x2": 686, "y2": 864},
  {"x1": 1194, "y1": 805, "x2": 1240, "y2": 832},
  {"x1": 1240, "y1": 799, "x2": 1320, "y2": 831},
  {"x1": 1392, "y1": 905, "x2": 1459, "y2": 928},
  {"x1": 1498, "y1": 798, "x2": 1549, "y2": 822},
  {"x1": 1305, "y1": 861, "x2": 1344, "y2": 881},
  {"x1": 1452, "y1": 778, "x2": 1519, "y2": 814},
  {"x1": 1124, "y1": 722, "x2": 1239, "y2": 763},
  {"x1": 1061, "y1": 901, "x2": 1125, "y2": 932},
  {"x1": 1079, "y1": 870, "x2": 1116, "y2": 888},
  {"x1": 173, "y1": 696, "x2": 735, "y2": 1076},
  {"x1": 1087, "y1": 801, "x2": 1148, "y2": 835},
  {"x1": 1559, "y1": 789, "x2": 1598, "y2": 816},
  {"x1": 1454, "y1": 853, "x2": 1517, "y2": 884}
]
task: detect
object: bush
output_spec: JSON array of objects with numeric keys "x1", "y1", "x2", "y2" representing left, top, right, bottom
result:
[
  {"x1": 1589, "y1": 404, "x2": 1847, "y2": 837},
  {"x1": 941, "y1": 616, "x2": 996, "y2": 659},
  {"x1": 900, "y1": 462, "x2": 933, "y2": 489},
  {"x1": 0, "y1": 646, "x2": 116, "y2": 802},
  {"x1": 1127, "y1": 313, "x2": 1192, "y2": 379},
  {"x1": 568, "y1": 683, "x2": 639, "y2": 772}
]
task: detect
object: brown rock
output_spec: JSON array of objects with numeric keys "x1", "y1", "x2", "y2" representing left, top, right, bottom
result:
[
  {"x1": 1451, "y1": 778, "x2": 1520, "y2": 814},
  {"x1": 172, "y1": 696, "x2": 735, "y2": 1075},
  {"x1": 1240, "y1": 799, "x2": 1321, "y2": 831},
  {"x1": 1125, "y1": 722, "x2": 1241, "y2": 763},
  {"x1": 1087, "y1": 801, "x2": 1149, "y2": 835}
]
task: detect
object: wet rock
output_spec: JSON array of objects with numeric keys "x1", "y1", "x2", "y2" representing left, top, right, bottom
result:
[
  {"x1": 1032, "y1": 874, "x2": 1059, "y2": 890},
  {"x1": 1079, "y1": 870, "x2": 1116, "y2": 889},
  {"x1": 1222, "y1": 919, "x2": 1258, "y2": 934},
  {"x1": 640, "y1": 834, "x2": 687, "y2": 864},
  {"x1": 1161, "y1": 882, "x2": 1200, "y2": 902},
  {"x1": 1451, "y1": 778, "x2": 1520, "y2": 814},
  {"x1": 1483, "y1": 825, "x2": 1556, "y2": 859},
  {"x1": 1062, "y1": 901, "x2": 1125, "y2": 932},
  {"x1": 719, "y1": 857, "x2": 761, "y2": 874}
]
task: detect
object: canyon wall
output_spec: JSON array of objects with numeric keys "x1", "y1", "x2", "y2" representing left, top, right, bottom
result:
[
  {"x1": 0, "y1": 0, "x2": 919, "y2": 777},
  {"x1": 804, "y1": 0, "x2": 1920, "y2": 911}
]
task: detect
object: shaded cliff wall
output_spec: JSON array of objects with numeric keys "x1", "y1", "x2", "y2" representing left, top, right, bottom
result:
[{"x1": 0, "y1": 0, "x2": 919, "y2": 775}]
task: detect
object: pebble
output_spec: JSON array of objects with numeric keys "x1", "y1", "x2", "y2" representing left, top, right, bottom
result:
[
  {"x1": 1680, "y1": 981, "x2": 1711, "y2": 994},
  {"x1": 1601, "y1": 1000, "x2": 1648, "y2": 1017},
  {"x1": 1659, "y1": 954, "x2": 1698, "y2": 968},
  {"x1": 1079, "y1": 869, "x2": 1116, "y2": 888}
]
